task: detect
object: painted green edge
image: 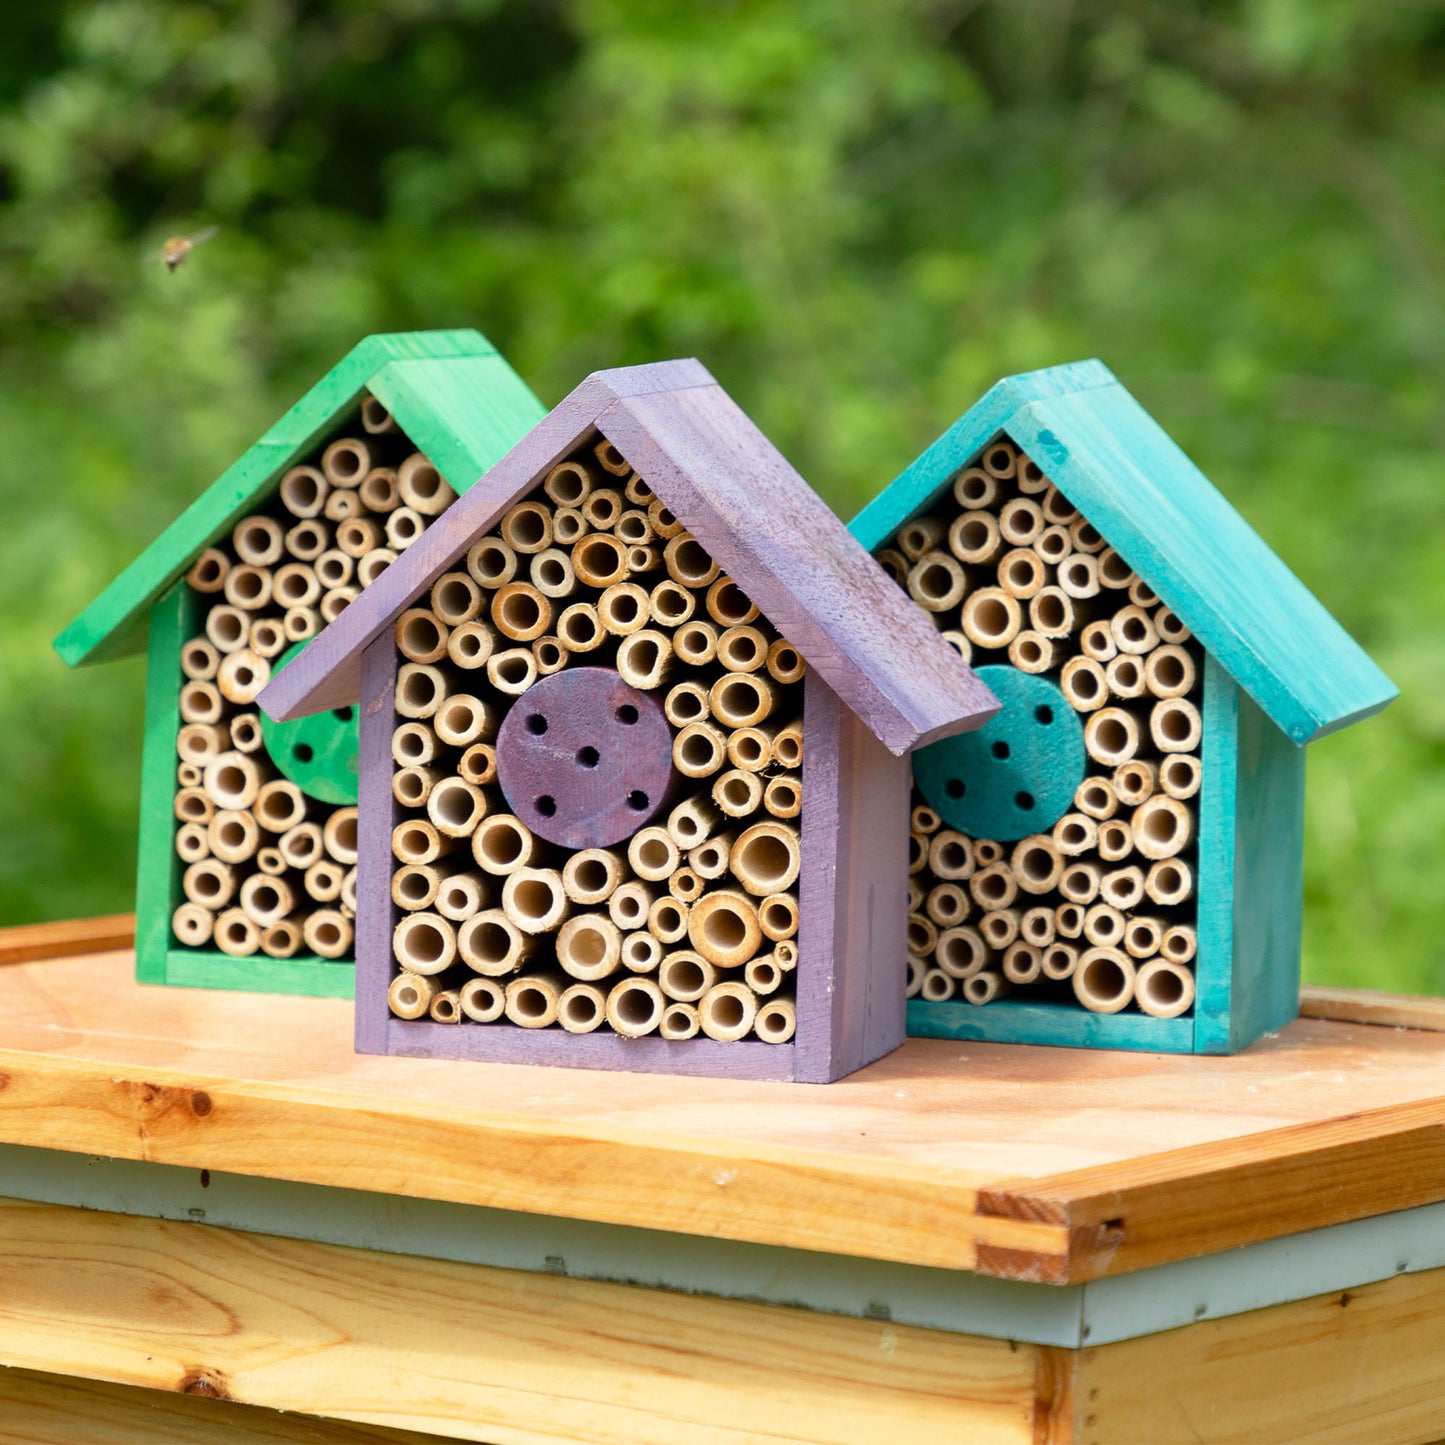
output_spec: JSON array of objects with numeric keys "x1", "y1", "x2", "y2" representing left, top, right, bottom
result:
[
  {"x1": 136, "y1": 582, "x2": 192, "y2": 985},
  {"x1": 905, "y1": 999, "x2": 1193, "y2": 1053},
  {"x1": 165, "y1": 950, "x2": 354, "y2": 1000},
  {"x1": 1192, "y1": 653, "x2": 1240, "y2": 1054},
  {"x1": 54, "y1": 329, "x2": 505, "y2": 670}
]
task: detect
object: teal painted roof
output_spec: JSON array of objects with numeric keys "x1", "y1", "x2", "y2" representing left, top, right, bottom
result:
[
  {"x1": 851, "y1": 360, "x2": 1397, "y2": 745},
  {"x1": 54, "y1": 329, "x2": 545, "y2": 668}
]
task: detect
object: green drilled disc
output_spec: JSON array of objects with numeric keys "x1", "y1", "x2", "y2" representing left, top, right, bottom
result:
[
  {"x1": 913, "y1": 665, "x2": 1085, "y2": 842},
  {"x1": 259, "y1": 643, "x2": 360, "y2": 805}
]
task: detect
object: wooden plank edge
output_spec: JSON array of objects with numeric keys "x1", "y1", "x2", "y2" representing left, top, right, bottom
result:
[
  {"x1": 973, "y1": 1095, "x2": 1445, "y2": 1284},
  {"x1": 1301, "y1": 984, "x2": 1445, "y2": 1034},
  {"x1": 0, "y1": 915, "x2": 136, "y2": 967}
]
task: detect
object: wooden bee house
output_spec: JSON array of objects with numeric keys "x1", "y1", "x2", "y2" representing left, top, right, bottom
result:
[
  {"x1": 260, "y1": 359, "x2": 996, "y2": 1080},
  {"x1": 54, "y1": 330, "x2": 544, "y2": 998},
  {"x1": 850, "y1": 360, "x2": 1397, "y2": 1054}
]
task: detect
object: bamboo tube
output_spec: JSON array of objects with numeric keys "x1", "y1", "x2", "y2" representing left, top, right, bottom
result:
[
  {"x1": 1063, "y1": 518, "x2": 1103, "y2": 556},
  {"x1": 1074, "y1": 778, "x2": 1117, "y2": 821},
  {"x1": 1058, "y1": 657, "x2": 1105, "y2": 714},
  {"x1": 919, "y1": 968, "x2": 955, "y2": 1002},
  {"x1": 981, "y1": 439, "x2": 1019, "y2": 479},
  {"x1": 614, "y1": 629, "x2": 672, "y2": 691},
  {"x1": 256, "y1": 916, "x2": 301, "y2": 958},
  {"x1": 359, "y1": 468, "x2": 400, "y2": 514},
  {"x1": 1055, "y1": 903, "x2": 1084, "y2": 939},
  {"x1": 906, "y1": 552, "x2": 967, "y2": 613},
  {"x1": 1041, "y1": 485, "x2": 1078, "y2": 525},
  {"x1": 272, "y1": 563, "x2": 320, "y2": 611},
  {"x1": 596, "y1": 581, "x2": 649, "y2": 636},
  {"x1": 670, "y1": 621, "x2": 717, "y2": 672},
  {"x1": 627, "y1": 825, "x2": 679, "y2": 882},
  {"x1": 925, "y1": 883, "x2": 971, "y2": 929},
  {"x1": 315, "y1": 545, "x2": 354, "y2": 587},
  {"x1": 763, "y1": 776, "x2": 801, "y2": 820},
  {"x1": 561, "y1": 848, "x2": 624, "y2": 906},
  {"x1": 622, "y1": 930, "x2": 663, "y2": 973},
  {"x1": 285, "y1": 519, "x2": 330, "y2": 562},
  {"x1": 743, "y1": 953, "x2": 784, "y2": 997},
  {"x1": 658, "y1": 949, "x2": 716, "y2": 1002},
  {"x1": 960, "y1": 588, "x2": 1022, "y2": 650},
  {"x1": 897, "y1": 516, "x2": 945, "y2": 561},
  {"x1": 1027, "y1": 587, "x2": 1074, "y2": 640},
  {"x1": 177, "y1": 722, "x2": 227, "y2": 765},
  {"x1": 907, "y1": 832, "x2": 927, "y2": 876},
  {"x1": 471, "y1": 813, "x2": 539, "y2": 875},
  {"x1": 969, "y1": 862, "x2": 1017, "y2": 911},
  {"x1": 754, "y1": 892, "x2": 797, "y2": 942},
  {"x1": 505, "y1": 973, "x2": 563, "y2": 1029},
  {"x1": 320, "y1": 437, "x2": 370, "y2": 488},
  {"x1": 1020, "y1": 905, "x2": 1055, "y2": 947},
  {"x1": 467, "y1": 536, "x2": 518, "y2": 589},
  {"x1": 964, "y1": 972, "x2": 1009, "y2": 1005},
  {"x1": 1003, "y1": 942, "x2": 1042, "y2": 985},
  {"x1": 974, "y1": 840, "x2": 1004, "y2": 866},
  {"x1": 305, "y1": 858, "x2": 344, "y2": 902},
  {"x1": 454, "y1": 744, "x2": 495, "y2": 788},
  {"x1": 435, "y1": 870, "x2": 491, "y2": 921},
  {"x1": 1129, "y1": 579, "x2": 1160, "y2": 610},
  {"x1": 208, "y1": 808, "x2": 260, "y2": 864},
  {"x1": 554, "y1": 603, "x2": 604, "y2": 656},
  {"x1": 911, "y1": 804, "x2": 942, "y2": 837},
  {"x1": 1156, "y1": 608, "x2": 1192, "y2": 645},
  {"x1": 665, "y1": 681, "x2": 711, "y2": 729},
  {"x1": 607, "y1": 977, "x2": 666, "y2": 1037},
  {"x1": 717, "y1": 624, "x2": 770, "y2": 675},
  {"x1": 997, "y1": 498, "x2": 1042, "y2": 548},
  {"x1": 645, "y1": 579, "x2": 693, "y2": 630},
  {"x1": 667, "y1": 794, "x2": 722, "y2": 851},
  {"x1": 573, "y1": 532, "x2": 629, "y2": 589},
  {"x1": 217, "y1": 649, "x2": 270, "y2": 705},
  {"x1": 934, "y1": 925, "x2": 986, "y2": 978},
  {"x1": 1008, "y1": 631, "x2": 1056, "y2": 674},
  {"x1": 224, "y1": 563, "x2": 274, "y2": 612},
  {"x1": 724, "y1": 726, "x2": 770, "y2": 773},
  {"x1": 304, "y1": 909, "x2": 352, "y2": 958},
  {"x1": 388, "y1": 972, "x2": 439, "y2": 1020},
  {"x1": 1161, "y1": 924, "x2": 1198, "y2": 965},
  {"x1": 203, "y1": 752, "x2": 264, "y2": 810},
  {"x1": 442, "y1": 620, "x2": 494, "y2": 672},
  {"x1": 1057, "y1": 553, "x2": 1100, "y2": 600},
  {"x1": 556, "y1": 913, "x2": 622, "y2": 981},
  {"x1": 545, "y1": 460, "x2": 594, "y2": 508},
  {"x1": 175, "y1": 822, "x2": 210, "y2": 863},
  {"x1": 392, "y1": 721, "x2": 438, "y2": 767},
  {"x1": 183, "y1": 858, "x2": 237, "y2": 911},
  {"x1": 232, "y1": 516, "x2": 283, "y2": 567},
  {"x1": 730, "y1": 821, "x2": 801, "y2": 897},
  {"x1": 1158, "y1": 754, "x2": 1201, "y2": 802},
  {"x1": 397, "y1": 453, "x2": 455, "y2": 516},
  {"x1": 1131, "y1": 796, "x2": 1193, "y2": 860},
  {"x1": 180, "y1": 636, "x2": 220, "y2": 681},
  {"x1": 1097, "y1": 547, "x2": 1134, "y2": 590},
  {"x1": 423, "y1": 572, "x2": 481, "y2": 628},
  {"x1": 1135, "y1": 959, "x2": 1196, "y2": 1019},
  {"x1": 908, "y1": 912, "x2": 939, "y2": 957},
  {"x1": 1034, "y1": 524, "x2": 1073, "y2": 568},
  {"x1": 325, "y1": 490, "x2": 363, "y2": 522},
  {"x1": 254, "y1": 780, "x2": 306, "y2": 834},
  {"x1": 502, "y1": 866, "x2": 570, "y2": 935},
  {"x1": 646, "y1": 893, "x2": 689, "y2": 944},
  {"x1": 427, "y1": 989, "x2": 463, "y2": 1024},
  {"x1": 1073, "y1": 946, "x2": 1135, "y2": 1013},
  {"x1": 392, "y1": 863, "x2": 442, "y2": 911},
  {"x1": 659, "y1": 1001, "x2": 699, "y2": 1039},
  {"x1": 712, "y1": 768, "x2": 763, "y2": 819},
  {"x1": 952, "y1": 467, "x2": 999, "y2": 511},
  {"x1": 434, "y1": 693, "x2": 495, "y2": 748},
  {"x1": 1010, "y1": 835, "x2": 1064, "y2": 895},
  {"x1": 340, "y1": 867, "x2": 358, "y2": 915},
  {"x1": 203, "y1": 606, "x2": 248, "y2": 656},
  {"x1": 1144, "y1": 645, "x2": 1196, "y2": 700},
  {"x1": 627, "y1": 543, "x2": 659, "y2": 574},
  {"x1": 1145, "y1": 858, "x2": 1194, "y2": 908},
  {"x1": 552, "y1": 981, "x2": 605, "y2": 1034},
  {"x1": 697, "y1": 980, "x2": 758, "y2": 1041},
  {"x1": 283, "y1": 606, "x2": 320, "y2": 642},
  {"x1": 395, "y1": 609, "x2": 448, "y2": 666},
  {"x1": 947, "y1": 510, "x2": 1001, "y2": 566},
  {"x1": 1113, "y1": 760, "x2": 1156, "y2": 807},
  {"x1": 1040, "y1": 942, "x2": 1077, "y2": 981},
  {"x1": 624, "y1": 471, "x2": 653, "y2": 505},
  {"x1": 582, "y1": 487, "x2": 623, "y2": 531},
  {"x1": 605, "y1": 880, "x2": 652, "y2": 933},
  {"x1": 695, "y1": 577, "x2": 755, "y2": 630},
  {"x1": 384, "y1": 507, "x2": 424, "y2": 551},
  {"x1": 1083, "y1": 903, "x2": 1126, "y2": 949},
  {"x1": 530, "y1": 547, "x2": 577, "y2": 601},
  {"x1": 928, "y1": 830, "x2": 975, "y2": 880},
  {"x1": 1100, "y1": 865, "x2": 1145, "y2": 911},
  {"x1": 1097, "y1": 818, "x2": 1133, "y2": 862},
  {"x1": 979, "y1": 908, "x2": 1019, "y2": 950},
  {"x1": 1105, "y1": 654, "x2": 1145, "y2": 700},
  {"x1": 394, "y1": 663, "x2": 446, "y2": 719},
  {"x1": 1110, "y1": 604, "x2": 1158, "y2": 656},
  {"x1": 1058, "y1": 861, "x2": 1101, "y2": 905},
  {"x1": 1150, "y1": 697, "x2": 1203, "y2": 753},
  {"x1": 771, "y1": 938, "x2": 798, "y2": 972},
  {"x1": 1124, "y1": 916, "x2": 1163, "y2": 960},
  {"x1": 177, "y1": 761, "x2": 204, "y2": 789},
  {"x1": 660, "y1": 534, "x2": 718, "y2": 590},
  {"x1": 336, "y1": 517, "x2": 382, "y2": 559},
  {"x1": 239, "y1": 872, "x2": 295, "y2": 928},
  {"x1": 213, "y1": 908, "x2": 261, "y2": 957},
  {"x1": 754, "y1": 998, "x2": 796, "y2": 1044},
  {"x1": 1078, "y1": 621, "x2": 1115, "y2": 663},
  {"x1": 458, "y1": 909, "x2": 535, "y2": 975},
  {"x1": 710, "y1": 671, "x2": 778, "y2": 729},
  {"x1": 460, "y1": 977, "x2": 506, "y2": 1023},
  {"x1": 186, "y1": 548, "x2": 229, "y2": 593},
  {"x1": 1053, "y1": 813, "x2": 1098, "y2": 856},
  {"x1": 393, "y1": 818, "x2": 458, "y2": 867},
  {"x1": 1084, "y1": 707, "x2": 1141, "y2": 767},
  {"x1": 688, "y1": 890, "x2": 763, "y2": 969},
  {"x1": 279, "y1": 821, "x2": 324, "y2": 870},
  {"x1": 320, "y1": 578, "x2": 359, "y2": 619},
  {"x1": 491, "y1": 581, "x2": 553, "y2": 642}
]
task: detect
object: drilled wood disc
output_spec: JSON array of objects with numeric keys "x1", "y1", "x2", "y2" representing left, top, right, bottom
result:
[
  {"x1": 495, "y1": 667, "x2": 674, "y2": 848},
  {"x1": 259, "y1": 643, "x2": 359, "y2": 804}
]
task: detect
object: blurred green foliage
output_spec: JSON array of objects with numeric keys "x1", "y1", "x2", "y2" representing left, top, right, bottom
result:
[{"x1": 1, "y1": 0, "x2": 1441, "y2": 991}]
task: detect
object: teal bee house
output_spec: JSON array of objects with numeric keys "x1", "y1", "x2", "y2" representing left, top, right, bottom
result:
[
  {"x1": 53, "y1": 330, "x2": 544, "y2": 998},
  {"x1": 850, "y1": 360, "x2": 1397, "y2": 1054}
]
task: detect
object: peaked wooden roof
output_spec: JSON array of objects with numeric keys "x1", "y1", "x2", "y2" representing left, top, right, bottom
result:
[
  {"x1": 261, "y1": 359, "x2": 998, "y2": 757},
  {"x1": 54, "y1": 329, "x2": 545, "y2": 669},
  {"x1": 850, "y1": 360, "x2": 1397, "y2": 746}
]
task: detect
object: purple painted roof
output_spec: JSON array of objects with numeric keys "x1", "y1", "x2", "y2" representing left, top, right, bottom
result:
[{"x1": 259, "y1": 360, "x2": 997, "y2": 756}]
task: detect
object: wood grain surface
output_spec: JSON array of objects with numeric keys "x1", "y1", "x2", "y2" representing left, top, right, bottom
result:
[
  {"x1": 0, "y1": 1197, "x2": 1042, "y2": 1445},
  {"x1": 0, "y1": 914, "x2": 134, "y2": 966},
  {"x1": 3, "y1": 942, "x2": 1445, "y2": 1279},
  {"x1": 1301, "y1": 985, "x2": 1445, "y2": 1033}
]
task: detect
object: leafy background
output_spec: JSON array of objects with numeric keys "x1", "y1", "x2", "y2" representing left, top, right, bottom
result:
[{"x1": 1, "y1": 0, "x2": 1440, "y2": 991}]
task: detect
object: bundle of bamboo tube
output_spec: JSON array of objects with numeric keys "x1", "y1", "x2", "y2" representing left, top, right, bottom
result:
[
  {"x1": 386, "y1": 435, "x2": 804, "y2": 1043},
  {"x1": 887, "y1": 436, "x2": 1205, "y2": 1020},
  {"x1": 172, "y1": 393, "x2": 452, "y2": 960}
]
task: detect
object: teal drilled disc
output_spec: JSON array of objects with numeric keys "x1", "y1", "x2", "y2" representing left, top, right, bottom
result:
[
  {"x1": 259, "y1": 643, "x2": 359, "y2": 805},
  {"x1": 913, "y1": 665, "x2": 1085, "y2": 842}
]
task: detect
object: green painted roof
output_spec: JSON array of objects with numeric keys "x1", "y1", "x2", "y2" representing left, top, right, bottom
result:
[
  {"x1": 54, "y1": 329, "x2": 545, "y2": 668},
  {"x1": 850, "y1": 360, "x2": 1397, "y2": 746}
]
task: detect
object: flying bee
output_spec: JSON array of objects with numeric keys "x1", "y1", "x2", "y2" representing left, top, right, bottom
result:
[{"x1": 150, "y1": 226, "x2": 218, "y2": 273}]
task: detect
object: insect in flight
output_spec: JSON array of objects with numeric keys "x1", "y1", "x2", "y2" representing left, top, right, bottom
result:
[{"x1": 150, "y1": 226, "x2": 218, "y2": 273}]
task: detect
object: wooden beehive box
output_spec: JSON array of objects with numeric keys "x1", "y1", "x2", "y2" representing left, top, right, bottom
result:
[
  {"x1": 260, "y1": 359, "x2": 996, "y2": 1080},
  {"x1": 850, "y1": 360, "x2": 1397, "y2": 1054},
  {"x1": 53, "y1": 330, "x2": 544, "y2": 997}
]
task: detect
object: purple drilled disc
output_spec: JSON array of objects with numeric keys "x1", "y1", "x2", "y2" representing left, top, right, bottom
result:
[{"x1": 494, "y1": 667, "x2": 675, "y2": 848}]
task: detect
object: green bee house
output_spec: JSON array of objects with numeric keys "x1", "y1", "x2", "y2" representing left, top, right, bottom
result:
[
  {"x1": 54, "y1": 330, "x2": 544, "y2": 997},
  {"x1": 850, "y1": 360, "x2": 1397, "y2": 1054}
]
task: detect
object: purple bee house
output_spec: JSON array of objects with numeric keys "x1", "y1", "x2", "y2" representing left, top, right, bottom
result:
[{"x1": 261, "y1": 359, "x2": 997, "y2": 1082}]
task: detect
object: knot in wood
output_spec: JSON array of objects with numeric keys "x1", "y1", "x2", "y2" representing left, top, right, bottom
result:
[{"x1": 495, "y1": 667, "x2": 674, "y2": 848}]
